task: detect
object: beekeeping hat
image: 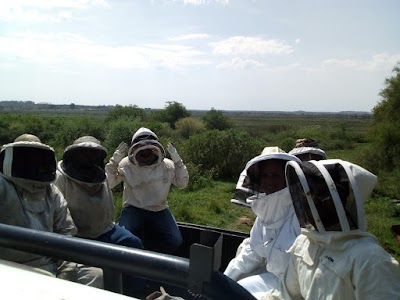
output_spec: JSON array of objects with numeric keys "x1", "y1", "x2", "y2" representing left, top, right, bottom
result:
[
  {"x1": 237, "y1": 147, "x2": 301, "y2": 194},
  {"x1": 128, "y1": 127, "x2": 165, "y2": 166},
  {"x1": 61, "y1": 136, "x2": 107, "y2": 183},
  {"x1": 285, "y1": 159, "x2": 377, "y2": 232},
  {"x1": 288, "y1": 139, "x2": 327, "y2": 161},
  {"x1": 0, "y1": 134, "x2": 56, "y2": 183}
]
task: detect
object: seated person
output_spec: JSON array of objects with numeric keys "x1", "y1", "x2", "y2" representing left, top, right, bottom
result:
[
  {"x1": 224, "y1": 147, "x2": 301, "y2": 299},
  {"x1": 288, "y1": 138, "x2": 326, "y2": 161},
  {"x1": 262, "y1": 159, "x2": 400, "y2": 299},
  {"x1": 0, "y1": 134, "x2": 101, "y2": 287},
  {"x1": 106, "y1": 127, "x2": 189, "y2": 255},
  {"x1": 55, "y1": 136, "x2": 144, "y2": 296}
]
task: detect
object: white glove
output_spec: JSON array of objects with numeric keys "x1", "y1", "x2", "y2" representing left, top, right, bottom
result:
[
  {"x1": 111, "y1": 142, "x2": 128, "y2": 164},
  {"x1": 167, "y1": 142, "x2": 181, "y2": 163}
]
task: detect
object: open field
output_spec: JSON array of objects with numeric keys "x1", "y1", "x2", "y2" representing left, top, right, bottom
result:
[{"x1": 1, "y1": 109, "x2": 399, "y2": 261}]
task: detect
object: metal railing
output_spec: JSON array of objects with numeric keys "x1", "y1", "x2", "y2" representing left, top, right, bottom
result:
[{"x1": 0, "y1": 223, "x2": 255, "y2": 300}]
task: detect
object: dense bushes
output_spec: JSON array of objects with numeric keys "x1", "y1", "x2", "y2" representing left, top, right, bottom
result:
[
  {"x1": 358, "y1": 63, "x2": 400, "y2": 198},
  {"x1": 182, "y1": 129, "x2": 264, "y2": 180},
  {"x1": 0, "y1": 101, "x2": 374, "y2": 193}
]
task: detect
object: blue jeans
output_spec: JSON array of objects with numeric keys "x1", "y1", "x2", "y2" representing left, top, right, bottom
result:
[
  {"x1": 96, "y1": 225, "x2": 145, "y2": 297},
  {"x1": 118, "y1": 206, "x2": 183, "y2": 255},
  {"x1": 96, "y1": 224, "x2": 144, "y2": 249}
]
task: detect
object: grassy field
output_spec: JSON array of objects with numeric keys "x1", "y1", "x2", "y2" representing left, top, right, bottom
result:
[{"x1": 111, "y1": 112, "x2": 400, "y2": 262}]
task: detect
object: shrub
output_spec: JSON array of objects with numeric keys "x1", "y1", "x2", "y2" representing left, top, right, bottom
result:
[
  {"x1": 175, "y1": 117, "x2": 206, "y2": 139},
  {"x1": 182, "y1": 129, "x2": 263, "y2": 180}
]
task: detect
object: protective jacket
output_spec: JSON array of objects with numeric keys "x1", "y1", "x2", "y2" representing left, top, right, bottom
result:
[
  {"x1": 55, "y1": 163, "x2": 115, "y2": 239},
  {"x1": 264, "y1": 229, "x2": 400, "y2": 300},
  {"x1": 224, "y1": 188, "x2": 300, "y2": 282},
  {"x1": 0, "y1": 175, "x2": 76, "y2": 274},
  {"x1": 105, "y1": 128, "x2": 189, "y2": 212}
]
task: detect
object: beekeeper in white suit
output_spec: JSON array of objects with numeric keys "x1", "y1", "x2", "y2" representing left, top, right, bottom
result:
[
  {"x1": 224, "y1": 147, "x2": 301, "y2": 299},
  {"x1": 262, "y1": 159, "x2": 400, "y2": 300},
  {"x1": 106, "y1": 127, "x2": 189, "y2": 255},
  {"x1": 0, "y1": 135, "x2": 82, "y2": 274}
]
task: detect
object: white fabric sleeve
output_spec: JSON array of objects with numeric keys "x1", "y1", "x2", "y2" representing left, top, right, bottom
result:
[
  {"x1": 105, "y1": 159, "x2": 124, "y2": 189},
  {"x1": 51, "y1": 185, "x2": 77, "y2": 237},
  {"x1": 170, "y1": 159, "x2": 189, "y2": 189},
  {"x1": 353, "y1": 245, "x2": 400, "y2": 299},
  {"x1": 224, "y1": 218, "x2": 265, "y2": 280}
]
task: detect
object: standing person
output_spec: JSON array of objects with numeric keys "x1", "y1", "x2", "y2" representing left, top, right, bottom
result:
[
  {"x1": 288, "y1": 138, "x2": 327, "y2": 161},
  {"x1": 55, "y1": 136, "x2": 145, "y2": 296},
  {"x1": 105, "y1": 127, "x2": 189, "y2": 255},
  {"x1": 224, "y1": 147, "x2": 301, "y2": 299},
  {"x1": 262, "y1": 159, "x2": 400, "y2": 300}
]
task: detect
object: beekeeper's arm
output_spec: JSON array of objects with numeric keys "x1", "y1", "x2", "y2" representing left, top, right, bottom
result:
[
  {"x1": 52, "y1": 185, "x2": 77, "y2": 237},
  {"x1": 167, "y1": 143, "x2": 189, "y2": 189},
  {"x1": 105, "y1": 142, "x2": 128, "y2": 189},
  {"x1": 353, "y1": 245, "x2": 400, "y2": 299},
  {"x1": 224, "y1": 218, "x2": 265, "y2": 281}
]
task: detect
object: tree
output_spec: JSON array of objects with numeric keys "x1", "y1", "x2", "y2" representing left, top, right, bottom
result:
[
  {"x1": 182, "y1": 129, "x2": 263, "y2": 180},
  {"x1": 369, "y1": 63, "x2": 400, "y2": 171},
  {"x1": 151, "y1": 101, "x2": 190, "y2": 129},
  {"x1": 106, "y1": 105, "x2": 145, "y2": 122},
  {"x1": 202, "y1": 108, "x2": 233, "y2": 130}
]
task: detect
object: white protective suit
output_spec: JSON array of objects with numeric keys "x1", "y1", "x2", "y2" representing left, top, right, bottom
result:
[
  {"x1": 0, "y1": 139, "x2": 77, "y2": 275},
  {"x1": 262, "y1": 159, "x2": 400, "y2": 300},
  {"x1": 224, "y1": 148, "x2": 301, "y2": 299},
  {"x1": 264, "y1": 230, "x2": 400, "y2": 300},
  {"x1": 105, "y1": 128, "x2": 189, "y2": 211},
  {"x1": 55, "y1": 138, "x2": 115, "y2": 239}
]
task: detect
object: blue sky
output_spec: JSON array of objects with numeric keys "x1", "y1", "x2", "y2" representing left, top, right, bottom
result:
[{"x1": 0, "y1": 0, "x2": 399, "y2": 112}]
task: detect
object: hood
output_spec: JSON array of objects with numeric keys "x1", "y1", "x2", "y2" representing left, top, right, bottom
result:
[
  {"x1": 0, "y1": 141, "x2": 56, "y2": 184},
  {"x1": 131, "y1": 127, "x2": 159, "y2": 145},
  {"x1": 61, "y1": 136, "x2": 107, "y2": 184},
  {"x1": 285, "y1": 159, "x2": 377, "y2": 233}
]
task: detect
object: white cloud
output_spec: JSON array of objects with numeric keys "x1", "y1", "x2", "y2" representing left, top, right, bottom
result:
[
  {"x1": 321, "y1": 53, "x2": 400, "y2": 71},
  {"x1": 216, "y1": 57, "x2": 264, "y2": 70},
  {"x1": 0, "y1": 31, "x2": 209, "y2": 70},
  {"x1": 183, "y1": 0, "x2": 229, "y2": 6},
  {"x1": 0, "y1": 0, "x2": 109, "y2": 23},
  {"x1": 168, "y1": 33, "x2": 210, "y2": 41},
  {"x1": 210, "y1": 36, "x2": 294, "y2": 56}
]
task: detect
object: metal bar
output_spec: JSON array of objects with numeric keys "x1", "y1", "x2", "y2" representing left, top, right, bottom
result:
[
  {"x1": 0, "y1": 223, "x2": 256, "y2": 300},
  {"x1": 0, "y1": 223, "x2": 188, "y2": 287}
]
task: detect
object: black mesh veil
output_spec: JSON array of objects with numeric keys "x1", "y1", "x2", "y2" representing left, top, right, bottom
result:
[
  {"x1": 0, "y1": 144, "x2": 56, "y2": 183},
  {"x1": 285, "y1": 160, "x2": 359, "y2": 232}
]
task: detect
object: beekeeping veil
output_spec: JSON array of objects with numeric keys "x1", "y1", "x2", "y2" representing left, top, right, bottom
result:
[
  {"x1": 0, "y1": 134, "x2": 56, "y2": 183},
  {"x1": 237, "y1": 147, "x2": 301, "y2": 195},
  {"x1": 285, "y1": 159, "x2": 377, "y2": 232},
  {"x1": 61, "y1": 136, "x2": 107, "y2": 183},
  {"x1": 231, "y1": 147, "x2": 301, "y2": 206},
  {"x1": 128, "y1": 127, "x2": 165, "y2": 166}
]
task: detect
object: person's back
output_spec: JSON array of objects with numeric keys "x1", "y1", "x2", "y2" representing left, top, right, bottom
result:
[{"x1": 0, "y1": 134, "x2": 76, "y2": 275}]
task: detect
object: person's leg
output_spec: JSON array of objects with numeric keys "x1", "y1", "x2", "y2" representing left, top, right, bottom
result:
[
  {"x1": 96, "y1": 226, "x2": 146, "y2": 298},
  {"x1": 237, "y1": 272, "x2": 279, "y2": 299},
  {"x1": 118, "y1": 206, "x2": 145, "y2": 237},
  {"x1": 144, "y1": 209, "x2": 183, "y2": 254},
  {"x1": 57, "y1": 261, "x2": 103, "y2": 289},
  {"x1": 96, "y1": 225, "x2": 144, "y2": 249}
]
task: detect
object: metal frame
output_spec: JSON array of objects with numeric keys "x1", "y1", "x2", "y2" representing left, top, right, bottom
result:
[{"x1": 0, "y1": 223, "x2": 255, "y2": 300}]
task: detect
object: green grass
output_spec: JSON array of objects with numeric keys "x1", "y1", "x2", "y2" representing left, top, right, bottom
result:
[
  {"x1": 169, "y1": 181, "x2": 255, "y2": 233},
  {"x1": 365, "y1": 196, "x2": 400, "y2": 262}
]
